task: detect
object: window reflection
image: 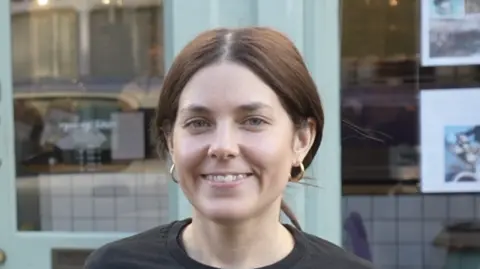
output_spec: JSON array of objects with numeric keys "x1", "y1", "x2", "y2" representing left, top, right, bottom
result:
[
  {"x1": 12, "y1": 0, "x2": 168, "y2": 233},
  {"x1": 14, "y1": 95, "x2": 146, "y2": 175},
  {"x1": 89, "y1": 6, "x2": 163, "y2": 79},
  {"x1": 341, "y1": 0, "x2": 480, "y2": 268},
  {"x1": 12, "y1": 10, "x2": 78, "y2": 81}
]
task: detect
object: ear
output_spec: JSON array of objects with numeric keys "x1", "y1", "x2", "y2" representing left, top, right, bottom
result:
[
  {"x1": 165, "y1": 131, "x2": 175, "y2": 161},
  {"x1": 292, "y1": 118, "x2": 316, "y2": 164}
]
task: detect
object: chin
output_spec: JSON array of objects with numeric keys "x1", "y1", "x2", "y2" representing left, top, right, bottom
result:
[{"x1": 196, "y1": 202, "x2": 255, "y2": 223}]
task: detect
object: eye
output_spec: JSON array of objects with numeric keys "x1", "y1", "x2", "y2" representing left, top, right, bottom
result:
[
  {"x1": 184, "y1": 118, "x2": 211, "y2": 129},
  {"x1": 243, "y1": 117, "x2": 268, "y2": 126}
]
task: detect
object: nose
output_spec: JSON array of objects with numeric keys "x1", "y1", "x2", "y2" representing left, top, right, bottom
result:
[{"x1": 207, "y1": 123, "x2": 239, "y2": 160}]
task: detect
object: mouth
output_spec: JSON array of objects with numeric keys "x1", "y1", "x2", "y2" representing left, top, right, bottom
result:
[{"x1": 201, "y1": 173, "x2": 253, "y2": 182}]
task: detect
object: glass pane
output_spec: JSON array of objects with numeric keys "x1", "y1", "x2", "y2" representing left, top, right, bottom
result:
[
  {"x1": 12, "y1": 1, "x2": 168, "y2": 232},
  {"x1": 12, "y1": 10, "x2": 78, "y2": 81},
  {"x1": 89, "y1": 7, "x2": 163, "y2": 80},
  {"x1": 341, "y1": 0, "x2": 480, "y2": 268}
]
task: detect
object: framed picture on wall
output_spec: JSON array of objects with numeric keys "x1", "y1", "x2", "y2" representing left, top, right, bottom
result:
[
  {"x1": 421, "y1": 0, "x2": 480, "y2": 66},
  {"x1": 420, "y1": 89, "x2": 480, "y2": 193}
]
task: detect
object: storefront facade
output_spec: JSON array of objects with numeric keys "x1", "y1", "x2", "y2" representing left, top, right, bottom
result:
[
  {"x1": 340, "y1": 1, "x2": 480, "y2": 268},
  {"x1": 0, "y1": 0, "x2": 341, "y2": 268}
]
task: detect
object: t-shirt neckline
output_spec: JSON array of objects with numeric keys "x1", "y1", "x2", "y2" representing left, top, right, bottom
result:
[{"x1": 166, "y1": 218, "x2": 306, "y2": 269}]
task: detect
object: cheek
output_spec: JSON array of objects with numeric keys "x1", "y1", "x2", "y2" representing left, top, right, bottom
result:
[
  {"x1": 241, "y1": 131, "x2": 294, "y2": 173},
  {"x1": 246, "y1": 133, "x2": 290, "y2": 155},
  {"x1": 172, "y1": 131, "x2": 207, "y2": 171}
]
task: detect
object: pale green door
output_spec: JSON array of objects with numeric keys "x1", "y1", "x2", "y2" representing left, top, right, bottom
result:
[{"x1": 0, "y1": 1, "x2": 340, "y2": 268}]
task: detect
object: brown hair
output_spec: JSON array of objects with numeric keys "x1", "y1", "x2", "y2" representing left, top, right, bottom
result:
[{"x1": 154, "y1": 27, "x2": 324, "y2": 230}]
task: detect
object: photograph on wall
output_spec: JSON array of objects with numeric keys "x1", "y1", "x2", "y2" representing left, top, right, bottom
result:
[
  {"x1": 420, "y1": 89, "x2": 480, "y2": 193},
  {"x1": 421, "y1": 0, "x2": 480, "y2": 66},
  {"x1": 444, "y1": 125, "x2": 480, "y2": 182}
]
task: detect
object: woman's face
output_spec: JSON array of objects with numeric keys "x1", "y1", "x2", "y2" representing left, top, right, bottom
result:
[{"x1": 169, "y1": 61, "x2": 315, "y2": 222}]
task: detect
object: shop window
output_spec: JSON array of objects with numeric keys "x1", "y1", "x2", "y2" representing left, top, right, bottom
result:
[
  {"x1": 11, "y1": 1, "x2": 168, "y2": 233},
  {"x1": 341, "y1": 0, "x2": 480, "y2": 268}
]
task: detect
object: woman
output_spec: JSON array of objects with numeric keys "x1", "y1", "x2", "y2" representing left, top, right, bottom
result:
[{"x1": 85, "y1": 27, "x2": 373, "y2": 269}]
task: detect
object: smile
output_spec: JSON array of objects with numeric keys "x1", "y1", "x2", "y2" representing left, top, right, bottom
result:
[{"x1": 202, "y1": 173, "x2": 253, "y2": 182}]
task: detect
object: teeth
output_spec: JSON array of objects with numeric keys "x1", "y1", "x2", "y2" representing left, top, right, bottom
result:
[{"x1": 205, "y1": 174, "x2": 247, "y2": 182}]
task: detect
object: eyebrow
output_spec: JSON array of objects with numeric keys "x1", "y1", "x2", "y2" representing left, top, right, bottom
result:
[
  {"x1": 179, "y1": 104, "x2": 211, "y2": 114},
  {"x1": 236, "y1": 102, "x2": 273, "y2": 113},
  {"x1": 179, "y1": 102, "x2": 273, "y2": 114}
]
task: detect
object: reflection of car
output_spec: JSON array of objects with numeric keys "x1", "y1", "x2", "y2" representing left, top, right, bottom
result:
[{"x1": 14, "y1": 79, "x2": 163, "y2": 176}]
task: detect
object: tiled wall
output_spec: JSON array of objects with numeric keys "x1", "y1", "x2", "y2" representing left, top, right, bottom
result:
[
  {"x1": 34, "y1": 172, "x2": 169, "y2": 232},
  {"x1": 342, "y1": 194, "x2": 480, "y2": 269}
]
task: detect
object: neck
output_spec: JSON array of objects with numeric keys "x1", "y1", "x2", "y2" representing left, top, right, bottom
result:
[{"x1": 181, "y1": 200, "x2": 295, "y2": 269}]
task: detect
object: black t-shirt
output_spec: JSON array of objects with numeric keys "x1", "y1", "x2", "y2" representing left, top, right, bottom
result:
[{"x1": 84, "y1": 218, "x2": 374, "y2": 269}]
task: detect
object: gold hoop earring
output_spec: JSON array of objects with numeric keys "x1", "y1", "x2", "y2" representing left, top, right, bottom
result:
[
  {"x1": 169, "y1": 163, "x2": 178, "y2": 183},
  {"x1": 290, "y1": 163, "x2": 305, "y2": 182}
]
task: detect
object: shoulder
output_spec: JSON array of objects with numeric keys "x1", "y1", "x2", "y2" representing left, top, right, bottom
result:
[
  {"x1": 84, "y1": 220, "x2": 184, "y2": 269},
  {"x1": 299, "y1": 231, "x2": 375, "y2": 269}
]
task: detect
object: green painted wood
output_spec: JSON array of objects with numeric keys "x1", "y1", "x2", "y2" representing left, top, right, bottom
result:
[{"x1": 303, "y1": 0, "x2": 342, "y2": 245}]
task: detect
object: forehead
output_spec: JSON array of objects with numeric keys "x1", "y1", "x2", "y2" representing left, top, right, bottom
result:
[{"x1": 179, "y1": 62, "x2": 281, "y2": 110}]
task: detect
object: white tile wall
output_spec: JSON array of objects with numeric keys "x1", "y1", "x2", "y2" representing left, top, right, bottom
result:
[
  {"x1": 37, "y1": 172, "x2": 169, "y2": 232},
  {"x1": 343, "y1": 194, "x2": 480, "y2": 269},
  {"x1": 423, "y1": 196, "x2": 448, "y2": 219},
  {"x1": 448, "y1": 195, "x2": 475, "y2": 219},
  {"x1": 372, "y1": 244, "x2": 397, "y2": 268}
]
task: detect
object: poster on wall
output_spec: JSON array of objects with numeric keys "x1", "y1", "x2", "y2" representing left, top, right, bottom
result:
[
  {"x1": 421, "y1": 0, "x2": 480, "y2": 66},
  {"x1": 420, "y1": 89, "x2": 480, "y2": 193}
]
